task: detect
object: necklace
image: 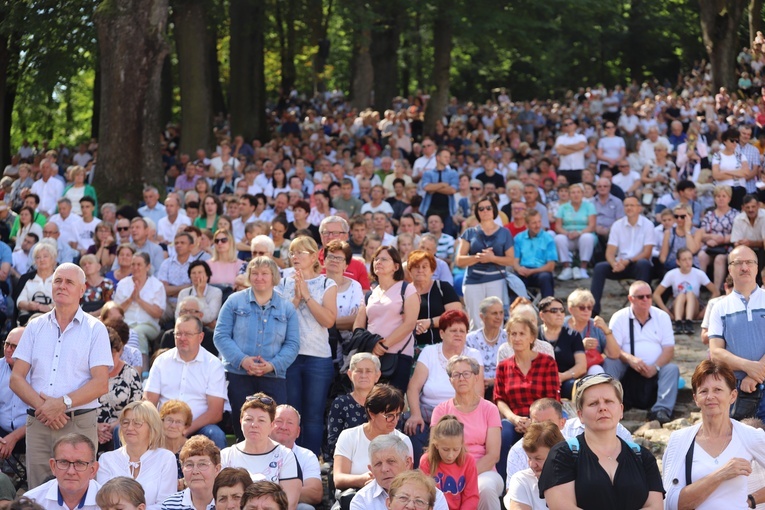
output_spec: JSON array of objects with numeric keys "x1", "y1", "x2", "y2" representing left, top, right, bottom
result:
[{"x1": 483, "y1": 328, "x2": 501, "y2": 346}]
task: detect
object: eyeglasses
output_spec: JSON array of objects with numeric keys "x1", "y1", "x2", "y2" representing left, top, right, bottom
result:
[
  {"x1": 477, "y1": 206, "x2": 493, "y2": 212},
  {"x1": 175, "y1": 330, "x2": 201, "y2": 338},
  {"x1": 182, "y1": 461, "x2": 213, "y2": 472},
  {"x1": 630, "y1": 294, "x2": 652, "y2": 300},
  {"x1": 674, "y1": 214, "x2": 686, "y2": 219},
  {"x1": 391, "y1": 495, "x2": 429, "y2": 509},
  {"x1": 246, "y1": 395, "x2": 275, "y2": 405},
  {"x1": 449, "y1": 371, "x2": 474, "y2": 380},
  {"x1": 542, "y1": 307, "x2": 565, "y2": 314},
  {"x1": 117, "y1": 226, "x2": 130, "y2": 232},
  {"x1": 3, "y1": 341, "x2": 17, "y2": 350},
  {"x1": 163, "y1": 417, "x2": 185, "y2": 426},
  {"x1": 380, "y1": 411, "x2": 402, "y2": 423},
  {"x1": 321, "y1": 230, "x2": 345, "y2": 237},
  {"x1": 575, "y1": 305, "x2": 593, "y2": 311},
  {"x1": 729, "y1": 260, "x2": 758, "y2": 268},
  {"x1": 54, "y1": 459, "x2": 92, "y2": 472},
  {"x1": 251, "y1": 250, "x2": 267, "y2": 256},
  {"x1": 290, "y1": 251, "x2": 310, "y2": 258},
  {"x1": 120, "y1": 419, "x2": 145, "y2": 428},
  {"x1": 325, "y1": 254, "x2": 346, "y2": 263},
  {"x1": 178, "y1": 308, "x2": 201, "y2": 316},
  {"x1": 618, "y1": 164, "x2": 630, "y2": 168},
  {"x1": 470, "y1": 187, "x2": 482, "y2": 191},
  {"x1": 374, "y1": 256, "x2": 392, "y2": 263},
  {"x1": 214, "y1": 238, "x2": 229, "y2": 244}
]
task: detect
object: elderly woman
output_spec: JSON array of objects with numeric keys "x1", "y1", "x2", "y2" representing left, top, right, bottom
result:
[
  {"x1": 564, "y1": 288, "x2": 620, "y2": 376},
  {"x1": 97, "y1": 401, "x2": 179, "y2": 510},
  {"x1": 497, "y1": 300, "x2": 555, "y2": 363},
  {"x1": 353, "y1": 245, "x2": 418, "y2": 394},
  {"x1": 537, "y1": 296, "x2": 587, "y2": 400},
  {"x1": 334, "y1": 384, "x2": 413, "y2": 492},
  {"x1": 160, "y1": 399, "x2": 193, "y2": 485},
  {"x1": 162, "y1": 435, "x2": 222, "y2": 510},
  {"x1": 553, "y1": 183, "x2": 596, "y2": 281},
  {"x1": 504, "y1": 422, "x2": 565, "y2": 510},
  {"x1": 457, "y1": 196, "x2": 515, "y2": 331},
  {"x1": 98, "y1": 327, "x2": 143, "y2": 450},
  {"x1": 324, "y1": 240, "x2": 363, "y2": 364},
  {"x1": 467, "y1": 297, "x2": 508, "y2": 400},
  {"x1": 278, "y1": 236, "x2": 337, "y2": 456},
  {"x1": 81, "y1": 254, "x2": 114, "y2": 315},
  {"x1": 662, "y1": 360, "x2": 765, "y2": 510},
  {"x1": 408, "y1": 250, "x2": 461, "y2": 347},
  {"x1": 386, "y1": 471, "x2": 437, "y2": 510},
  {"x1": 641, "y1": 141, "x2": 677, "y2": 218},
  {"x1": 220, "y1": 393, "x2": 301, "y2": 510},
  {"x1": 113, "y1": 252, "x2": 166, "y2": 372},
  {"x1": 214, "y1": 256, "x2": 300, "y2": 441},
  {"x1": 177, "y1": 260, "x2": 223, "y2": 328},
  {"x1": 107, "y1": 244, "x2": 136, "y2": 284},
  {"x1": 17, "y1": 241, "x2": 57, "y2": 325},
  {"x1": 327, "y1": 353, "x2": 382, "y2": 462},
  {"x1": 698, "y1": 185, "x2": 737, "y2": 292},
  {"x1": 539, "y1": 374, "x2": 663, "y2": 510},
  {"x1": 208, "y1": 229, "x2": 244, "y2": 290},
  {"x1": 404, "y1": 310, "x2": 484, "y2": 466},
  {"x1": 431, "y1": 356, "x2": 503, "y2": 510}
]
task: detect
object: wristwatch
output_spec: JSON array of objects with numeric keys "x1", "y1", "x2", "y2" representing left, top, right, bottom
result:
[{"x1": 63, "y1": 394, "x2": 72, "y2": 411}]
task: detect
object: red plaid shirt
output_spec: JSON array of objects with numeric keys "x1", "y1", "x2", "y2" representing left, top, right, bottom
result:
[{"x1": 493, "y1": 353, "x2": 560, "y2": 416}]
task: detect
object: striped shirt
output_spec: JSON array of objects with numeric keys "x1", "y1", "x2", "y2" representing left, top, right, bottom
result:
[
  {"x1": 708, "y1": 287, "x2": 765, "y2": 379},
  {"x1": 161, "y1": 489, "x2": 214, "y2": 510},
  {"x1": 740, "y1": 143, "x2": 761, "y2": 193}
]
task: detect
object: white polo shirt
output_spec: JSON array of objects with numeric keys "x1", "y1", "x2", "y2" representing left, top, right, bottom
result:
[
  {"x1": 25, "y1": 478, "x2": 101, "y2": 510},
  {"x1": 606, "y1": 215, "x2": 655, "y2": 262},
  {"x1": 349, "y1": 479, "x2": 449, "y2": 510},
  {"x1": 144, "y1": 347, "x2": 228, "y2": 420},
  {"x1": 608, "y1": 305, "x2": 674, "y2": 366}
]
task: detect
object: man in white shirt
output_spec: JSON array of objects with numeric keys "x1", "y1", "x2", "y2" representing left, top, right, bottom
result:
[
  {"x1": 361, "y1": 185, "x2": 394, "y2": 215},
  {"x1": 554, "y1": 118, "x2": 587, "y2": 184},
  {"x1": 412, "y1": 138, "x2": 438, "y2": 180},
  {"x1": 30, "y1": 160, "x2": 64, "y2": 217},
  {"x1": 0, "y1": 327, "x2": 26, "y2": 466},
  {"x1": 157, "y1": 194, "x2": 191, "y2": 248},
  {"x1": 77, "y1": 197, "x2": 100, "y2": 253},
  {"x1": 144, "y1": 315, "x2": 228, "y2": 448},
  {"x1": 270, "y1": 405, "x2": 323, "y2": 510},
  {"x1": 48, "y1": 198, "x2": 84, "y2": 252},
  {"x1": 617, "y1": 104, "x2": 640, "y2": 152},
  {"x1": 12, "y1": 233, "x2": 37, "y2": 279},
  {"x1": 232, "y1": 194, "x2": 258, "y2": 245},
  {"x1": 611, "y1": 159, "x2": 642, "y2": 197},
  {"x1": 348, "y1": 435, "x2": 448, "y2": 510},
  {"x1": 72, "y1": 144, "x2": 93, "y2": 168},
  {"x1": 590, "y1": 196, "x2": 654, "y2": 315},
  {"x1": 638, "y1": 127, "x2": 670, "y2": 166},
  {"x1": 24, "y1": 434, "x2": 101, "y2": 510},
  {"x1": 138, "y1": 186, "x2": 167, "y2": 226}
]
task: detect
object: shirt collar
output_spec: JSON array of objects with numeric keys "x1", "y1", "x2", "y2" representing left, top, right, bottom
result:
[{"x1": 57, "y1": 485, "x2": 88, "y2": 509}]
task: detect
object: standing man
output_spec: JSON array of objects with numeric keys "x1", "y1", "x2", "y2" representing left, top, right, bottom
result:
[
  {"x1": 9, "y1": 263, "x2": 111, "y2": 488},
  {"x1": 606, "y1": 280, "x2": 679, "y2": 424},
  {"x1": 554, "y1": 118, "x2": 587, "y2": 184},
  {"x1": 739, "y1": 125, "x2": 761, "y2": 195},
  {"x1": 709, "y1": 246, "x2": 765, "y2": 420},
  {"x1": 412, "y1": 138, "x2": 438, "y2": 181},
  {"x1": 318, "y1": 216, "x2": 371, "y2": 290},
  {"x1": 420, "y1": 149, "x2": 460, "y2": 236}
]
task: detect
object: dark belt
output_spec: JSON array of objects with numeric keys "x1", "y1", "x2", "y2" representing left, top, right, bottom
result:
[{"x1": 27, "y1": 408, "x2": 96, "y2": 418}]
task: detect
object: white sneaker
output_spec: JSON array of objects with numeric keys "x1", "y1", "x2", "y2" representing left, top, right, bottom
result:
[
  {"x1": 572, "y1": 267, "x2": 582, "y2": 279},
  {"x1": 558, "y1": 267, "x2": 574, "y2": 281},
  {"x1": 576, "y1": 267, "x2": 589, "y2": 279}
]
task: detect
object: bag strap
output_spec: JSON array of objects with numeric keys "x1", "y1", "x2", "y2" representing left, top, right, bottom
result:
[
  {"x1": 685, "y1": 439, "x2": 695, "y2": 485},
  {"x1": 566, "y1": 437, "x2": 580, "y2": 457},
  {"x1": 435, "y1": 280, "x2": 443, "y2": 299},
  {"x1": 629, "y1": 318, "x2": 635, "y2": 356}
]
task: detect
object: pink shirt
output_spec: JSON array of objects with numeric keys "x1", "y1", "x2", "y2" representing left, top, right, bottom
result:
[
  {"x1": 208, "y1": 260, "x2": 243, "y2": 286},
  {"x1": 366, "y1": 280, "x2": 417, "y2": 356},
  {"x1": 431, "y1": 398, "x2": 501, "y2": 464}
]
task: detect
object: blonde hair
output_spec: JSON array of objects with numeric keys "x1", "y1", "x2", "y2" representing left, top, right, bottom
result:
[
  {"x1": 567, "y1": 288, "x2": 595, "y2": 309},
  {"x1": 425, "y1": 415, "x2": 467, "y2": 476},
  {"x1": 96, "y1": 477, "x2": 146, "y2": 509},
  {"x1": 289, "y1": 235, "x2": 321, "y2": 272},
  {"x1": 211, "y1": 229, "x2": 237, "y2": 262},
  {"x1": 118, "y1": 401, "x2": 164, "y2": 449}
]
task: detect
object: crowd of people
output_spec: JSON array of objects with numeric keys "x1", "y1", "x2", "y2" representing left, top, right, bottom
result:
[{"x1": 5, "y1": 65, "x2": 765, "y2": 510}]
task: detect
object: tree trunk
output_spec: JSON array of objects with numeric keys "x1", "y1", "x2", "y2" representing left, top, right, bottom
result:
[
  {"x1": 94, "y1": 0, "x2": 169, "y2": 205},
  {"x1": 159, "y1": 55, "x2": 173, "y2": 132},
  {"x1": 370, "y1": 9, "x2": 402, "y2": 111},
  {"x1": 0, "y1": 28, "x2": 21, "y2": 167},
  {"x1": 698, "y1": 0, "x2": 748, "y2": 91},
  {"x1": 230, "y1": 0, "x2": 267, "y2": 142},
  {"x1": 276, "y1": 0, "x2": 297, "y2": 94},
  {"x1": 209, "y1": 24, "x2": 226, "y2": 117},
  {"x1": 91, "y1": 48, "x2": 101, "y2": 139},
  {"x1": 751, "y1": 0, "x2": 763, "y2": 45},
  {"x1": 173, "y1": 0, "x2": 213, "y2": 154},
  {"x1": 350, "y1": 28, "x2": 373, "y2": 110},
  {"x1": 423, "y1": 6, "x2": 452, "y2": 136}
]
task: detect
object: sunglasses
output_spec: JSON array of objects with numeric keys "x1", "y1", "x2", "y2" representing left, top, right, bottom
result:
[
  {"x1": 470, "y1": 187, "x2": 482, "y2": 191},
  {"x1": 214, "y1": 238, "x2": 229, "y2": 244},
  {"x1": 543, "y1": 307, "x2": 565, "y2": 314},
  {"x1": 674, "y1": 214, "x2": 686, "y2": 219},
  {"x1": 117, "y1": 226, "x2": 130, "y2": 232},
  {"x1": 563, "y1": 122, "x2": 574, "y2": 126},
  {"x1": 575, "y1": 305, "x2": 593, "y2": 311},
  {"x1": 477, "y1": 205, "x2": 493, "y2": 212},
  {"x1": 245, "y1": 395, "x2": 275, "y2": 405},
  {"x1": 630, "y1": 294, "x2": 652, "y2": 300}
]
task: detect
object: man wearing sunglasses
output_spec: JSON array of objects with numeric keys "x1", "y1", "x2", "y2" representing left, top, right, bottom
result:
[{"x1": 605, "y1": 280, "x2": 679, "y2": 425}]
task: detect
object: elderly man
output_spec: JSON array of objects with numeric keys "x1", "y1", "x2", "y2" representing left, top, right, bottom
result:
[
  {"x1": 42, "y1": 222, "x2": 78, "y2": 265},
  {"x1": 160, "y1": 296, "x2": 218, "y2": 357},
  {"x1": 138, "y1": 186, "x2": 167, "y2": 226},
  {"x1": 270, "y1": 405, "x2": 322, "y2": 510},
  {"x1": 0, "y1": 328, "x2": 26, "y2": 466},
  {"x1": 605, "y1": 280, "x2": 679, "y2": 425},
  {"x1": 590, "y1": 196, "x2": 654, "y2": 315},
  {"x1": 157, "y1": 194, "x2": 190, "y2": 247},
  {"x1": 348, "y1": 435, "x2": 447, "y2": 510},
  {"x1": 30, "y1": 159, "x2": 64, "y2": 217},
  {"x1": 593, "y1": 178, "x2": 625, "y2": 240},
  {"x1": 512, "y1": 209, "x2": 557, "y2": 298},
  {"x1": 145, "y1": 314, "x2": 228, "y2": 448},
  {"x1": 709, "y1": 246, "x2": 765, "y2": 420},
  {"x1": 318, "y1": 216, "x2": 370, "y2": 290},
  {"x1": 23, "y1": 434, "x2": 101, "y2": 510},
  {"x1": 412, "y1": 137, "x2": 438, "y2": 180},
  {"x1": 638, "y1": 126, "x2": 670, "y2": 166},
  {"x1": 10, "y1": 263, "x2": 111, "y2": 488}
]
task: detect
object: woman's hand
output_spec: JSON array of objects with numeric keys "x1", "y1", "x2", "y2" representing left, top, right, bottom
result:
[
  {"x1": 583, "y1": 337, "x2": 600, "y2": 351},
  {"x1": 372, "y1": 340, "x2": 387, "y2": 357},
  {"x1": 294, "y1": 269, "x2": 310, "y2": 300},
  {"x1": 592, "y1": 315, "x2": 609, "y2": 333},
  {"x1": 514, "y1": 416, "x2": 530, "y2": 434},
  {"x1": 97, "y1": 422, "x2": 113, "y2": 444},
  {"x1": 415, "y1": 319, "x2": 430, "y2": 335},
  {"x1": 404, "y1": 414, "x2": 425, "y2": 435},
  {"x1": 716, "y1": 458, "x2": 752, "y2": 481}
]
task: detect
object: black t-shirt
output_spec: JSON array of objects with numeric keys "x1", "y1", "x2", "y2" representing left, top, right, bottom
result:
[
  {"x1": 476, "y1": 171, "x2": 506, "y2": 190},
  {"x1": 540, "y1": 326, "x2": 585, "y2": 373},
  {"x1": 286, "y1": 222, "x2": 321, "y2": 247},
  {"x1": 538, "y1": 434, "x2": 664, "y2": 510},
  {"x1": 414, "y1": 280, "x2": 460, "y2": 346}
]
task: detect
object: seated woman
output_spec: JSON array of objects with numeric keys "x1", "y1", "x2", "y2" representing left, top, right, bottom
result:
[
  {"x1": 553, "y1": 183, "x2": 596, "y2": 281},
  {"x1": 333, "y1": 384, "x2": 413, "y2": 494},
  {"x1": 220, "y1": 393, "x2": 301, "y2": 510},
  {"x1": 208, "y1": 229, "x2": 244, "y2": 293},
  {"x1": 497, "y1": 299, "x2": 555, "y2": 363},
  {"x1": 16, "y1": 241, "x2": 57, "y2": 325},
  {"x1": 537, "y1": 296, "x2": 586, "y2": 400},
  {"x1": 404, "y1": 310, "x2": 484, "y2": 467},
  {"x1": 327, "y1": 353, "x2": 382, "y2": 463},
  {"x1": 81, "y1": 254, "x2": 115, "y2": 315},
  {"x1": 431, "y1": 356, "x2": 502, "y2": 510},
  {"x1": 408, "y1": 250, "x2": 461, "y2": 348},
  {"x1": 539, "y1": 374, "x2": 663, "y2": 510},
  {"x1": 97, "y1": 327, "x2": 143, "y2": 451},
  {"x1": 101, "y1": 302, "x2": 142, "y2": 368},
  {"x1": 504, "y1": 422, "x2": 565, "y2": 510},
  {"x1": 162, "y1": 435, "x2": 222, "y2": 510},
  {"x1": 466, "y1": 296, "x2": 508, "y2": 400},
  {"x1": 97, "y1": 401, "x2": 179, "y2": 510},
  {"x1": 564, "y1": 289, "x2": 620, "y2": 376},
  {"x1": 176, "y1": 260, "x2": 222, "y2": 328},
  {"x1": 658, "y1": 203, "x2": 701, "y2": 272},
  {"x1": 160, "y1": 399, "x2": 193, "y2": 487}
]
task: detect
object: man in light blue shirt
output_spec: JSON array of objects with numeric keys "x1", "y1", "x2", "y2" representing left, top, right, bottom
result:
[{"x1": 512, "y1": 209, "x2": 557, "y2": 297}]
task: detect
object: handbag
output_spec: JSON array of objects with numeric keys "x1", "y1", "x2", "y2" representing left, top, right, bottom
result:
[
  {"x1": 585, "y1": 348, "x2": 604, "y2": 369},
  {"x1": 621, "y1": 318, "x2": 659, "y2": 410},
  {"x1": 365, "y1": 281, "x2": 414, "y2": 378},
  {"x1": 730, "y1": 380, "x2": 764, "y2": 421}
]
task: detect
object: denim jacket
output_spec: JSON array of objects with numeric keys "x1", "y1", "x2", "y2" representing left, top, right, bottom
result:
[{"x1": 213, "y1": 288, "x2": 300, "y2": 378}]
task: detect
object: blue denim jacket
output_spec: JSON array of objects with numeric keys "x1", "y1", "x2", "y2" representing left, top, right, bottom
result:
[{"x1": 213, "y1": 288, "x2": 300, "y2": 378}]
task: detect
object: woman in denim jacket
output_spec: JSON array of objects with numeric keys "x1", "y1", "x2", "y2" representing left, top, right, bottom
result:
[{"x1": 213, "y1": 256, "x2": 300, "y2": 441}]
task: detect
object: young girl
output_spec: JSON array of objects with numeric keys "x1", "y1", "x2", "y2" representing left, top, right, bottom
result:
[
  {"x1": 96, "y1": 477, "x2": 146, "y2": 510},
  {"x1": 419, "y1": 415, "x2": 479, "y2": 510},
  {"x1": 653, "y1": 247, "x2": 719, "y2": 335}
]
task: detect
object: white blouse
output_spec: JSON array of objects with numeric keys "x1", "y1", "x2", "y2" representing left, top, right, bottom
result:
[{"x1": 96, "y1": 447, "x2": 178, "y2": 510}]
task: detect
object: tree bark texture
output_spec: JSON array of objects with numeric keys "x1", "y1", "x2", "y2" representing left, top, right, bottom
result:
[
  {"x1": 350, "y1": 28, "x2": 373, "y2": 110},
  {"x1": 173, "y1": 0, "x2": 214, "y2": 154},
  {"x1": 0, "y1": 29, "x2": 21, "y2": 167},
  {"x1": 94, "y1": 0, "x2": 169, "y2": 205},
  {"x1": 209, "y1": 24, "x2": 227, "y2": 117},
  {"x1": 751, "y1": 0, "x2": 763, "y2": 45},
  {"x1": 423, "y1": 6, "x2": 452, "y2": 136},
  {"x1": 91, "y1": 49, "x2": 101, "y2": 139},
  {"x1": 698, "y1": 0, "x2": 748, "y2": 91},
  {"x1": 230, "y1": 0, "x2": 267, "y2": 142},
  {"x1": 370, "y1": 8, "x2": 402, "y2": 111}
]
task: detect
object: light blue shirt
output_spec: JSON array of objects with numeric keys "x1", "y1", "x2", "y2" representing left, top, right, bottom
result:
[
  {"x1": 708, "y1": 287, "x2": 765, "y2": 380},
  {"x1": 0, "y1": 360, "x2": 26, "y2": 431},
  {"x1": 514, "y1": 229, "x2": 558, "y2": 269}
]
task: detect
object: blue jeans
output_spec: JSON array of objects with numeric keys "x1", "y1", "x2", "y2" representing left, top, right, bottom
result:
[
  {"x1": 196, "y1": 424, "x2": 227, "y2": 449},
  {"x1": 499, "y1": 419, "x2": 522, "y2": 482},
  {"x1": 227, "y1": 372, "x2": 288, "y2": 441},
  {"x1": 286, "y1": 355, "x2": 334, "y2": 456},
  {"x1": 591, "y1": 259, "x2": 652, "y2": 315}
]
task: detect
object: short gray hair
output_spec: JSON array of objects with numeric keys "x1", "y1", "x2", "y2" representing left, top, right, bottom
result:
[
  {"x1": 446, "y1": 355, "x2": 480, "y2": 377},
  {"x1": 101, "y1": 203, "x2": 117, "y2": 215},
  {"x1": 368, "y1": 434, "x2": 409, "y2": 461},
  {"x1": 479, "y1": 296, "x2": 503, "y2": 315},
  {"x1": 251, "y1": 235, "x2": 275, "y2": 255},
  {"x1": 247, "y1": 256, "x2": 280, "y2": 286},
  {"x1": 54, "y1": 262, "x2": 86, "y2": 285},
  {"x1": 349, "y1": 352, "x2": 381, "y2": 372},
  {"x1": 56, "y1": 197, "x2": 72, "y2": 206},
  {"x1": 320, "y1": 216, "x2": 349, "y2": 234},
  {"x1": 178, "y1": 295, "x2": 203, "y2": 311},
  {"x1": 34, "y1": 240, "x2": 58, "y2": 261},
  {"x1": 275, "y1": 404, "x2": 301, "y2": 425}
]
